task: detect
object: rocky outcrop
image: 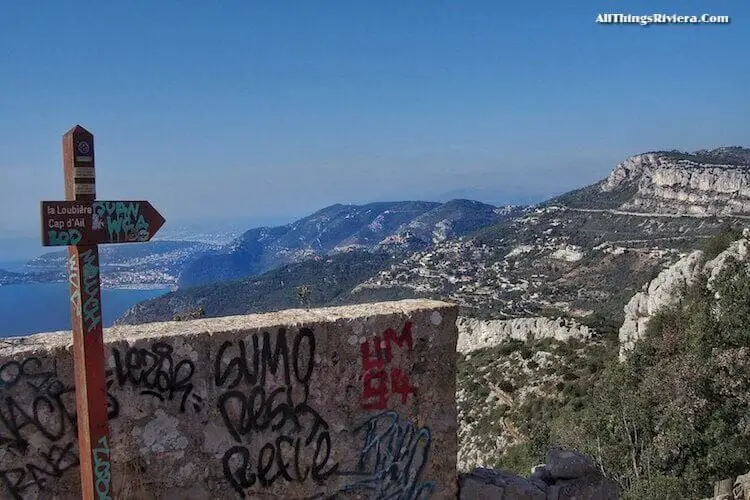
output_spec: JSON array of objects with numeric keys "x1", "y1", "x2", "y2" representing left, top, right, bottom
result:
[
  {"x1": 704, "y1": 235, "x2": 750, "y2": 285},
  {"x1": 460, "y1": 468, "x2": 546, "y2": 500},
  {"x1": 601, "y1": 149, "x2": 750, "y2": 216},
  {"x1": 619, "y1": 231, "x2": 750, "y2": 359},
  {"x1": 733, "y1": 471, "x2": 750, "y2": 500},
  {"x1": 457, "y1": 316, "x2": 592, "y2": 354},
  {"x1": 459, "y1": 449, "x2": 619, "y2": 499},
  {"x1": 545, "y1": 448, "x2": 597, "y2": 479},
  {"x1": 618, "y1": 249, "x2": 705, "y2": 359},
  {"x1": 700, "y1": 470, "x2": 750, "y2": 500}
]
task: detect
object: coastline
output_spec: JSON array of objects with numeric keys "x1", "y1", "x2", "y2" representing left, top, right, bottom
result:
[{"x1": 0, "y1": 283, "x2": 172, "y2": 337}]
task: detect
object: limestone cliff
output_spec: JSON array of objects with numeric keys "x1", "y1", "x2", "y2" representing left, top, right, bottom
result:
[
  {"x1": 601, "y1": 148, "x2": 750, "y2": 216},
  {"x1": 457, "y1": 316, "x2": 592, "y2": 354},
  {"x1": 619, "y1": 230, "x2": 750, "y2": 359}
]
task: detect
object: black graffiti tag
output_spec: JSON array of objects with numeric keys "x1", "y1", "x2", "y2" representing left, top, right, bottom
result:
[
  {"x1": 0, "y1": 357, "x2": 119, "y2": 499},
  {"x1": 0, "y1": 443, "x2": 79, "y2": 500},
  {"x1": 112, "y1": 342, "x2": 203, "y2": 412},
  {"x1": 215, "y1": 328, "x2": 338, "y2": 497},
  {"x1": 214, "y1": 327, "x2": 315, "y2": 390},
  {"x1": 0, "y1": 358, "x2": 77, "y2": 455}
]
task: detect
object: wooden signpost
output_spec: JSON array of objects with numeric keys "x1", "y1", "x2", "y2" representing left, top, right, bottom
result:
[
  {"x1": 41, "y1": 201, "x2": 165, "y2": 247},
  {"x1": 40, "y1": 125, "x2": 165, "y2": 499}
]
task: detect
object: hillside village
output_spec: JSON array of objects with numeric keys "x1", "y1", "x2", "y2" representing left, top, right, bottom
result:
[{"x1": 116, "y1": 148, "x2": 749, "y2": 324}]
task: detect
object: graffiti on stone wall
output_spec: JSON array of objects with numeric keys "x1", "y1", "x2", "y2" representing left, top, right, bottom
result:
[
  {"x1": 340, "y1": 321, "x2": 433, "y2": 499},
  {"x1": 360, "y1": 321, "x2": 416, "y2": 410},
  {"x1": 112, "y1": 342, "x2": 204, "y2": 413},
  {"x1": 336, "y1": 411, "x2": 434, "y2": 500},
  {"x1": 214, "y1": 327, "x2": 339, "y2": 497},
  {"x1": 0, "y1": 340, "x2": 191, "y2": 499},
  {"x1": 0, "y1": 320, "x2": 441, "y2": 499},
  {"x1": 0, "y1": 356, "x2": 118, "y2": 499}
]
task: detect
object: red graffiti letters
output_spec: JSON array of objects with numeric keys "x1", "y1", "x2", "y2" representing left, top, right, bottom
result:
[{"x1": 360, "y1": 322, "x2": 416, "y2": 410}]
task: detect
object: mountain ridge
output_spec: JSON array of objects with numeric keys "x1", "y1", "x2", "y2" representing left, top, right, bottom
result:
[
  {"x1": 177, "y1": 199, "x2": 515, "y2": 287},
  {"x1": 556, "y1": 147, "x2": 750, "y2": 215},
  {"x1": 118, "y1": 147, "x2": 750, "y2": 325}
]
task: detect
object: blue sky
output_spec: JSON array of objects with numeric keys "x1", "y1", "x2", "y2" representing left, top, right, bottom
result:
[{"x1": 0, "y1": 1, "x2": 747, "y2": 239}]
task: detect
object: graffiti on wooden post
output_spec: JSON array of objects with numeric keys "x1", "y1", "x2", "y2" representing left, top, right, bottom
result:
[
  {"x1": 80, "y1": 248, "x2": 102, "y2": 333},
  {"x1": 91, "y1": 202, "x2": 151, "y2": 243}
]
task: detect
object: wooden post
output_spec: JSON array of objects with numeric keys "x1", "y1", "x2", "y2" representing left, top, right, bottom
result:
[
  {"x1": 41, "y1": 126, "x2": 164, "y2": 497},
  {"x1": 63, "y1": 125, "x2": 112, "y2": 499}
]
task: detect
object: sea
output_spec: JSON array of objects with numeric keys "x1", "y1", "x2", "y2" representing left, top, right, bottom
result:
[{"x1": 0, "y1": 258, "x2": 169, "y2": 338}]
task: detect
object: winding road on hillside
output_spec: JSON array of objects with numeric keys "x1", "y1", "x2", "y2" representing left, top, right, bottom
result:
[{"x1": 565, "y1": 206, "x2": 750, "y2": 220}]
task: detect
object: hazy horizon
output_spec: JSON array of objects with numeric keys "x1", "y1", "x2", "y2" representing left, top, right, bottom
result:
[
  {"x1": 0, "y1": 188, "x2": 549, "y2": 258},
  {"x1": 2, "y1": 2, "x2": 748, "y2": 238}
]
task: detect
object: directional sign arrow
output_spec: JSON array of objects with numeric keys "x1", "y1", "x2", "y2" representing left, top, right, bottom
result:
[{"x1": 41, "y1": 200, "x2": 165, "y2": 246}]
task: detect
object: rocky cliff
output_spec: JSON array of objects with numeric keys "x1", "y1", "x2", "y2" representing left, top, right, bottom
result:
[
  {"x1": 600, "y1": 148, "x2": 750, "y2": 216},
  {"x1": 460, "y1": 449, "x2": 619, "y2": 500},
  {"x1": 457, "y1": 316, "x2": 592, "y2": 354},
  {"x1": 619, "y1": 229, "x2": 750, "y2": 359}
]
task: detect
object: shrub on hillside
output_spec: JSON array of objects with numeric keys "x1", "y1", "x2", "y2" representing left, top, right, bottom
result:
[
  {"x1": 700, "y1": 223, "x2": 744, "y2": 260},
  {"x1": 546, "y1": 256, "x2": 750, "y2": 498}
]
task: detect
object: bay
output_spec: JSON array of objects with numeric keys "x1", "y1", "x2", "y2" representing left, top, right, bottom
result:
[{"x1": 0, "y1": 283, "x2": 169, "y2": 337}]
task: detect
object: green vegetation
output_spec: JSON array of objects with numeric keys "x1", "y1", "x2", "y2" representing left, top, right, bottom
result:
[
  {"x1": 119, "y1": 250, "x2": 406, "y2": 324},
  {"x1": 700, "y1": 223, "x2": 744, "y2": 259},
  {"x1": 457, "y1": 331, "x2": 620, "y2": 475},
  {"x1": 650, "y1": 148, "x2": 750, "y2": 167},
  {"x1": 476, "y1": 256, "x2": 750, "y2": 498}
]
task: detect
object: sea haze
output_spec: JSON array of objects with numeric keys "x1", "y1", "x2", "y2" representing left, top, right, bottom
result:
[
  {"x1": 0, "y1": 237, "x2": 47, "y2": 262},
  {"x1": 0, "y1": 260, "x2": 28, "y2": 273},
  {"x1": 0, "y1": 283, "x2": 169, "y2": 337}
]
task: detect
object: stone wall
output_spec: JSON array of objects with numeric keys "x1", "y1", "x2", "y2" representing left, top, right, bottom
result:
[{"x1": 0, "y1": 299, "x2": 458, "y2": 499}]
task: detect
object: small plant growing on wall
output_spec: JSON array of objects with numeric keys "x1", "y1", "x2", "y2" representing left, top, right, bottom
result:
[
  {"x1": 296, "y1": 285, "x2": 312, "y2": 308},
  {"x1": 173, "y1": 306, "x2": 205, "y2": 321}
]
